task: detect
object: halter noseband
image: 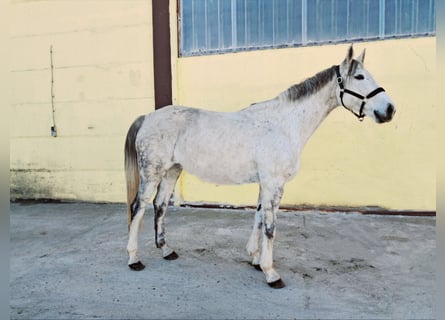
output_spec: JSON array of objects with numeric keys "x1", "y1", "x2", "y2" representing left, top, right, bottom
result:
[{"x1": 334, "y1": 65, "x2": 386, "y2": 121}]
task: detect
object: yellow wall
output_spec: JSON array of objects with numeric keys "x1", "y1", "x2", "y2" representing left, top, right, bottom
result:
[
  {"x1": 9, "y1": 1, "x2": 155, "y2": 201},
  {"x1": 9, "y1": 1, "x2": 435, "y2": 212},
  {"x1": 174, "y1": 37, "x2": 435, "y2": 211}
]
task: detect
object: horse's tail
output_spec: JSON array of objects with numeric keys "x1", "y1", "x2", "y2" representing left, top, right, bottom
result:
[{"x1": 125, "y1": 115, "x2": 145, "y2": 231}]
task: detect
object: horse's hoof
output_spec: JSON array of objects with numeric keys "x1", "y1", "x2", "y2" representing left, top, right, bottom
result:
[
  {"x1": 268, "y1": 278, "x2": 285, "y2": 289},
  {"x1": 129, "y1": 261, "x2": 145, "y2": 271},
  {"x1": 252, "y1": 264, "x2": 262, "y2": 271},
  {"x1": 163, "y1": 251, "x2": 179, "y2": 260}
]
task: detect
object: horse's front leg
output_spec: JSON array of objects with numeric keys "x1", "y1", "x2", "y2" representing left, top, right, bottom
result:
[
  {"x1": 246, "y1": 204, "x2": 263, "y2": 270},
  {"x1": 259, "y1": 185, "x2": 285, "y2": 288}
]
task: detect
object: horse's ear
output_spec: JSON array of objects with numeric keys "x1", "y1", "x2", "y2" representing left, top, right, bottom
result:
[
  {"x1": 346, "y1": 44, "x2": 354, "y2": 63},
  {"x1": 341, "y1": 44, "x2": 354, "y2": 71},
  {"x1": 357, "y1": 49, "x2": 366, "y2": 64}
]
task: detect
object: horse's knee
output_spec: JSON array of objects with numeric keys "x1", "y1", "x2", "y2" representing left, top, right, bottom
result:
[
  {"x1": 262, "y1": 207, "x2": 276, "y2": 239},
  {"x1": 264, "y1": 223, "x2": 275, "y2": 239}
]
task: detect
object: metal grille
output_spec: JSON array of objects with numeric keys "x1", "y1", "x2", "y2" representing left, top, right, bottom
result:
[{"x1": 179, "y1": 0, "x2": 435, "y2": 56}]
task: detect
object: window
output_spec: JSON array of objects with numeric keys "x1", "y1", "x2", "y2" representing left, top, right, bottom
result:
[{"x1": 178, "y1": 0, "x2": 436, "y2": 56}]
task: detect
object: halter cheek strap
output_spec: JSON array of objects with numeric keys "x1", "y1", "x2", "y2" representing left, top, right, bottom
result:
[{"x1": 334, "y1": 65, "x2": 386, "y2": 121}]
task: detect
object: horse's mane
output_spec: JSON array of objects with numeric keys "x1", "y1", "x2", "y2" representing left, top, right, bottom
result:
[
  {"x1": 243, "y1": 65, "x2": 337, "y2": 111},
  {"x1": 279, "y1": 65, "x2": 336, "y2": 103}
]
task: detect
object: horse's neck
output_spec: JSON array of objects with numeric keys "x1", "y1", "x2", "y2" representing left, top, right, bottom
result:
[
  {"x1": 280, "y1": 80, "x2": 338, "y2": 148},
  {"x1": 242, "y1": 76, "x2": 338, "y2": 149}
]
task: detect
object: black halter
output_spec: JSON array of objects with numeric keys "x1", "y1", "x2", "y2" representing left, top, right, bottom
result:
[{"x1": 334, "y1": 65, "x2": 386, "y2": 121}]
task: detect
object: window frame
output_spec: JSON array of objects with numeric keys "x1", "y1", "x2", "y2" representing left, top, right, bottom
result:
[{"x1": 177, "y1": 0, "x2": 436, "y2": 57}]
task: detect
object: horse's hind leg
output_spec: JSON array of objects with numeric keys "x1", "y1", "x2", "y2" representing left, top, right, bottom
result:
[
  {"x1": 154, "y1": 164, "x2": 182, "y2": 260},
  {"x1": 127, "y1": 174, "x2": 162, "y2": 270}
]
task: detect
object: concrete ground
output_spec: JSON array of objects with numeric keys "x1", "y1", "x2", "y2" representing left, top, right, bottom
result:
[{"x1": 10, "y1": 202, "x2": 435, "y2": 319}]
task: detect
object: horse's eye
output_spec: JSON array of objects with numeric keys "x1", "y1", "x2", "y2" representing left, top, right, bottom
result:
[{"x1": 354, "y1": 74, "x2": 365, "y2": 80}]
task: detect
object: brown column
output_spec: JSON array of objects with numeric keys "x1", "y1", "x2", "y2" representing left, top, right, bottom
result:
[{"x1": 152, "y1": 0, "x2": 172, "y2": 109}]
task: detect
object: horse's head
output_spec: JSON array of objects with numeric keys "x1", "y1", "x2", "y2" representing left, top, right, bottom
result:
[{"x1": 336, "y1": 45, "x2": 395, "y2": 123}]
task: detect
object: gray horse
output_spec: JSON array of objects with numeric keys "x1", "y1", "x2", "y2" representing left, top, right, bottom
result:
[{"x1": 124, "y1": 45, "x2": 395, "y2": 288}]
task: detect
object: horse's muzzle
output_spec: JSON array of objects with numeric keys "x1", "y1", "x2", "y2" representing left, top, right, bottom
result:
[{"x1": 374, "y1": 103, "x2": 395, "y2": 123}]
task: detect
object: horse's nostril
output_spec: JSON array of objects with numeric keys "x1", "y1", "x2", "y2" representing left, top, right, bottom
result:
[{"x1": 387, "y1": 103, "x2": 394, "y2": 115}]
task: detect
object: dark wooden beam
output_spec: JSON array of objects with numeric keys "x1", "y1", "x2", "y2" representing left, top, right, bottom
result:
[
  {"x1": 152, "y1": 0, "x2": 172, "y2": 109},
  {"x1": 179, "y1": 203, "x2": 436, "y2": 217}
]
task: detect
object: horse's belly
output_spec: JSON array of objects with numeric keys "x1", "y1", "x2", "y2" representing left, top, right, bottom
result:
[
  {"x1": 174, "y1": 135, "x2": 259, "y2": 185},
  {"x1": 179, "y1": 153, "x2": 259, "y2": 185}
]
